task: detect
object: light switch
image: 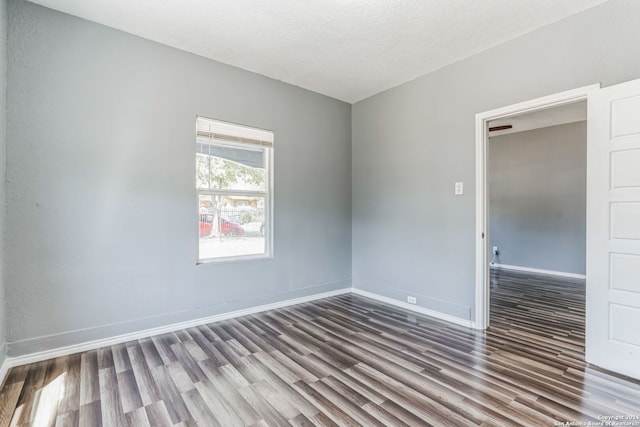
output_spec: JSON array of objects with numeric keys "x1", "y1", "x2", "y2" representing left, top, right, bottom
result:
[{"x1": 455, "y1": 182, "x2": 464, "y2": 195}]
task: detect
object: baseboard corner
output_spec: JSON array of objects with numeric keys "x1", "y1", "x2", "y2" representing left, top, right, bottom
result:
[
  {"x1": 351, "y1": 288, "x2": 474, "y2": 328},
  {"x1": 0, "y1": 342, "x2": 9, "y2": 388}
]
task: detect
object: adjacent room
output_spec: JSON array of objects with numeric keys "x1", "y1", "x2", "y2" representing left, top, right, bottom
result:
[
  {"x1": 486, "y1": 102, "x2": 588, "y2": 368},
  {"x1": 1, "y1": 0, "x2": 640, "y2": 425}
]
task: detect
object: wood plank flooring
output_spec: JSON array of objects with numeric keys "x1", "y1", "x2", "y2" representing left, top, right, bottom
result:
[{"x1": 1, "y1": 270, "x2": 640, "y2": 426}]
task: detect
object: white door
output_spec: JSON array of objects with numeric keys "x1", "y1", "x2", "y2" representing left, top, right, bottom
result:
[{"x1": 587, "y1": 78, "x2": 640, "y2": 379}]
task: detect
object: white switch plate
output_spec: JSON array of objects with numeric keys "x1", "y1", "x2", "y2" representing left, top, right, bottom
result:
[
  {"x1": 407, "y1": 296, "x2": 417, "y2": 304},
  {"x1": 455, "y1": 182, "x2": 464, "y2": 195}
]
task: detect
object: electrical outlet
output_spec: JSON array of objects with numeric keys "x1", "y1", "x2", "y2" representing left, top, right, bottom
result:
[
  {"x1": 493, "y1": 246, "x2": 499, "y2": 255},
  {"x1": 407, "y1": 296, "x2": 417, "y2": 304},
  {"x1": 454, "y1": 182, "x2": 464, "y2": 195}
]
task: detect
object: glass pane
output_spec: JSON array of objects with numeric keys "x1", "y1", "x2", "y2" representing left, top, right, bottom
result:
[
  {"x1": 196, "y1": 142, "x2": 266, "y2": 191},
  {"x1": 196, "y1": 153, "x2": 211, "y2": 189},
  {"x1": 199, "y1": 194, "x2": 267, "y2": 260}
]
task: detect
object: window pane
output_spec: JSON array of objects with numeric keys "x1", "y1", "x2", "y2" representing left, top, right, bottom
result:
[
  {"x1": 196, "y1": 153, "x2": 211, "y2": 189},
  {"x1": 196, "y1": 142, "x2": 266, "y2": 191},
  {"x1": 199, "y1": 194, "x2": 267, "y2": 260},
  {"x1": 196, "y1": 117, "x2": 272, "y2": 263}
]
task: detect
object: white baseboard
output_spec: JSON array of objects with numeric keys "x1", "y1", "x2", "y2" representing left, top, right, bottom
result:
[
  {"x1": 490, "y1": 263, "x2": 586, "y2": 280},
  {"x1": 351, "y1": 288, "x2": 475, "y2": 329},
  {"x1": 3, "y1": 287, "x2": 351, "y2": 370},
  {"x1": 2, "y1": 286, "x2": 479, "y2": 374},
  {"x1": 0, "y1": 342, "x2": 8, "y2": 388}
]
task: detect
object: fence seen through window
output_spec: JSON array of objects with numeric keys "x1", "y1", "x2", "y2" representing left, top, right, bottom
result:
[{"x1": 196, "y1": 117, "x2": 273, "y2": 262}]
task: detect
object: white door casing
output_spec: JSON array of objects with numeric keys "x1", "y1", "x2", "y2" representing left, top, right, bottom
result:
[
  {"x1": 586, "y1": 78, "x2": 640, "y2": 379},
  {"x1": 474, "y1": 84, "x2": 599, "y2": 330}
]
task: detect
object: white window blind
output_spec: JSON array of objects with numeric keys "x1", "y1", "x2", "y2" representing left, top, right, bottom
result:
[{"x1": 196, "y1": 116, "x2": 273, "y2": 148}]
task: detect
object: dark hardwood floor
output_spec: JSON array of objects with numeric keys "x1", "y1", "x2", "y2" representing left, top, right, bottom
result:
[{"x1": 1, "y1": 270, "x2": 640, "y2": 426}]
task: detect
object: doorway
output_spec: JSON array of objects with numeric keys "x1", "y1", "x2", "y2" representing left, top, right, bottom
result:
[
  {"x1": 474, "y1": 84, "x2": 600, "y2": 330},
  {"x1": 488, "y1": 102, "x2": 587, "y2": 279}
]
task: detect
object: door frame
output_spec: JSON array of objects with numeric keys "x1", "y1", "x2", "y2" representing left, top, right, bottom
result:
[{"x1": 474, "y1": 84, "x2": 600, "y2": 330}]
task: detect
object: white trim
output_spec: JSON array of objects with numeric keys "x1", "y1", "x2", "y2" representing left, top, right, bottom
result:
[
  {"x1": 1, "y1": 286, "x2": 485, "y2": 372},
  {"x1": 195, "y1": 119, "x2": 274, "y2": 265},
  {"x1": 475, "y1": 109, "x2": 489, "y2": 330},
  {"x1": 0, "y1": 342, "x2": 8, "y2": 387},
  {"x1": 352, "y1": 289, "x2": 475, "y2": 329},
  {"x1": 475, "y1": 83, "x2": 600, "y2": 330},
  {"x1": 490, "y1": 263, "x2": 586, "y2": 280},
  {"x1": 4, "y1": 287, "x2": 351, "y2": 369},
  {"x1": 0, "y1": 361, "x2": 8, "y2": 388}
]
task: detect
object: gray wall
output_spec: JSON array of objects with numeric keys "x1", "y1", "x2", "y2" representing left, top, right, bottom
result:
[
  {"x1": 6, "y1": 0, "x2": 351, "y2": 355},
  {"x1": 352, "y1": 0, "x2": 640, "y2": 322},
  {"x1": 0, "y1": 0, "x2": 6, "y2": 366},
  {"x1": 489, "y1": 122, "x2": 587, "y2": 275}
]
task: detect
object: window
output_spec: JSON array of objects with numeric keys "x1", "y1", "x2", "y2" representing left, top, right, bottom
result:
[{"x1": 196, "y1": 117, "x2": 273, "y2": 262}]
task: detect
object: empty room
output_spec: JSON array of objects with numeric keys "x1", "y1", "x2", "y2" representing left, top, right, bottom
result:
[{"x1": 1, "y1": 0, "x2": 640, "y2": 426}]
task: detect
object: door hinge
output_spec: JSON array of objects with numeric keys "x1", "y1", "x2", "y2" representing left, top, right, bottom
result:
[{"x1": 481, "y1": 232, "x2": 485, "y2": 239}]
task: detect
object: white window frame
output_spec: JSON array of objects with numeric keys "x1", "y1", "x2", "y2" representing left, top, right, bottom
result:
[{"x1": 196, "y1": 117, "x2": 274, "y2": 264}]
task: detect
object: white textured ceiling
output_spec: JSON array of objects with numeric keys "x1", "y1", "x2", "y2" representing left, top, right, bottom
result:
[{"x1": 28, "y1": 0, "x2": 608, "y2": 103}]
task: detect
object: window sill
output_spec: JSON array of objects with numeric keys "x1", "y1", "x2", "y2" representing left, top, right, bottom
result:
[{"x1": 197, "y1": 253, "x2": 273, "y2": 265}]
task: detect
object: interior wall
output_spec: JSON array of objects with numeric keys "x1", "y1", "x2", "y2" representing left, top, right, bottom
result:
[
  {"x1": 352, "y1": 0, "x2": 640, "y2": 322},
  {"x1": 0, "y1": 0, "x2": 7, "y2": 367},
  {"x1": 6, "y1": 0, "x2": 352, "y2": 356},
  {"x1": 489, "y1": 122, "x2": 587, "y2": 275}
]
